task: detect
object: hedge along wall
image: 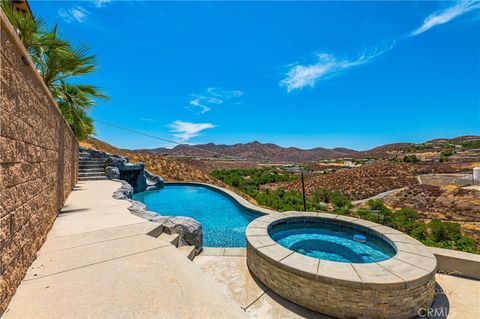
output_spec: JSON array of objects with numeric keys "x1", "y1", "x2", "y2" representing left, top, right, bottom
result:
[{"x1": 0, "y1": 11, "x2": 78, "y2": 313}]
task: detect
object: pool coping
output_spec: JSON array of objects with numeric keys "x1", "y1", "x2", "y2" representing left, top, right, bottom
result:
[{"x1": 246, "y1": 212, "x2": 438, "y2": 290}]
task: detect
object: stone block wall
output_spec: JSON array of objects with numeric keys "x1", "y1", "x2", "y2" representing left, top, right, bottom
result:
[
  {"x1": 247, "y1": 244, "x2": 435, "y2": 319},
  {"x1": 0, "y1": 11, "x2": 78, "y2": 313}
]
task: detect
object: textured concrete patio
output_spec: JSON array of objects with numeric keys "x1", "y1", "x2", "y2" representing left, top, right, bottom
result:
[
  {"x1": 3, "y1": 181, "x2": 247, "y2": 319},
  {"x1": 196, "y1": 249, "x2": 480, "y2": 319}
]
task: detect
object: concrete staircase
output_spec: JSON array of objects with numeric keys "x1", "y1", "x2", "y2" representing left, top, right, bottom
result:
[
  {"x1": 148, "y1": 226, "x2": 197, "y2": 261},
  {"x1": 78, "y1": 151, "x2": 107, "y2": 181}
]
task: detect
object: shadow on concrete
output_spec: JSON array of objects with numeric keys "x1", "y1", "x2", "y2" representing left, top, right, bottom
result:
[
  {"x1": 59, "y1": 208, "x2": 90, "y2": 215},
  {"x1": 247, "y1": 269, "x2": 333, "y2": 319},
  {"x1": 416, "y1": 282, "x2": 450, "y2": 319}
]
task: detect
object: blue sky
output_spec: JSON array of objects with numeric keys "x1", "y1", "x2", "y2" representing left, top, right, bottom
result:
[{"x1": 30, "y1": 1, "x2": 480, "y2": 150}]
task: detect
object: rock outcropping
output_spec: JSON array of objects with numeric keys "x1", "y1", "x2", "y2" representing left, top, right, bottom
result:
[{"x1": 80, "y1": 147, "x2": 163, "y2": 193}]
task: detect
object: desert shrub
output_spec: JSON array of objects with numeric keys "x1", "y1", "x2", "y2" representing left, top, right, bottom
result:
[
  {"x1": 366, "y1": 199, "x2": 393, "y2": 226},
  {"x1": 410, "y1": 222, "x2": 428, "y2": 241},
  {"x1": 428, "y1": 219, "x2": 461, "y2": 242},
  {"x1": 354, "y1": 201, "x2": 478, "y2": 254},
  {"x1": 456, "y1": 236, "x2": 478, "y2": 254},
  {"x1": 393, "y1": 208, "x2": 418, "y2": 233},
  {"x1": 403, "y1": 154, "x2": 419, "y2": 162}
]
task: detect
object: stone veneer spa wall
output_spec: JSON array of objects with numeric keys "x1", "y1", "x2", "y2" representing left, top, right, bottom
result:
[{"x1": 246, "y1": 212, "x2": 437, "y2": 319}]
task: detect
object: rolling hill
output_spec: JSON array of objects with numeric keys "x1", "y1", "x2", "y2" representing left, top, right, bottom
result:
[{"x1": 137, "y1": 135, "x2": 479, "y2": 163}]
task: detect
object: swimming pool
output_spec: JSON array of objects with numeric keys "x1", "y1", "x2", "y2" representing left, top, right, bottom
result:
[
  {"x1": 269, "y1": 219, "x2": 396, "y2": 263},
  {"x1": 132, "y1": 184, "x2": 261, "y2": 247}
]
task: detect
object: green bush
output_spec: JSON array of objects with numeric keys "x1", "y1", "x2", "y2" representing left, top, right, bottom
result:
[
  {"x1": 456, "y1": 236, "x2": 478, "y2": 253},
  {"x1": 428, "y1": 219, "x2": 461, "y2": 242},
  {"x1": 353, "y1": 201, "x2": 478, "y2": 254},
  {"x1": 403, "y1": 154, "x2": 419, "y2": 162}
]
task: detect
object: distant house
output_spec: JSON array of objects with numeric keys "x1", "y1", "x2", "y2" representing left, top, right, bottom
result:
[{"x1": 343, "y1": 158, "x2": 354, "y2": 167}]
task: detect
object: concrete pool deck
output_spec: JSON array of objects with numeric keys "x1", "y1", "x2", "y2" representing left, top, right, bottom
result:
[
  {"x1": 197, "y1": 248, "x2": 480, "y2": 319},
  {"x1": 3, "y1": 180, "x2": 247, "y2": 319},
  {"x1": 3, "y1": 180, "x2": 479, "y2": 318}
]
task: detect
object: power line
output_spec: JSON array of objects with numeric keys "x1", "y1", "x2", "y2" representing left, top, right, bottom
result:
[
  {"x1": 94, "y1": 119, "x2": 312, "y2": 166},
  {"x1": 94, "y1": 119, "x2": 244, "y2": 161}
]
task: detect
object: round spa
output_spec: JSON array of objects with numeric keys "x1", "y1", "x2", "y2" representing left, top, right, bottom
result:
[{"x1": 246, "y1": 212, "x2": 437, "y2": 319}]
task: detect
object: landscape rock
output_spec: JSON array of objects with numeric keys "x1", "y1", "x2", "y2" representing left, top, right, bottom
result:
[
  {"x1": 111, "y1": 183, "x2": 203, "y2": 253},
  {"x1": 79, "y1": 147, "x2": 109, "y2": 159},
  {"x1": 112, "y1": 180, "x2": 133, "y2": 200},
  {"x1": 145, "y1": 170, "x2": 164, "y2": 190},
  {"x1": 162, "y1": 217, "x2": 203, "y2": 252},
  {"x1": 126, "y1": 200, "x2": 163, "y2": 221},
  {"x1": 105, "y1": 166, "x2": 120, "y2": 179},
  {"x1": 104, "y1": 155, "x2": 128, "y2": 168}
]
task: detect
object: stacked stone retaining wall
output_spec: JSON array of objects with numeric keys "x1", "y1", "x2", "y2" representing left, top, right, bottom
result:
[{"x1": 0, "y1": 11, "x2": 78, "y2": 313}]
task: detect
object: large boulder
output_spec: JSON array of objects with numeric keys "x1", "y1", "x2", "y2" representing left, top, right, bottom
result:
[
  {"x1": 127, "y1": 200, "x2": 165, "y2": 222},
  {"x1": 105, "y1": 155, "x2": 128, "y2": 168},
  {"x1": 145, "y1": 170, "x2": 164, "y2": 190},
  {"x1": 162, "y1": 217, "x2": 203, "y2": 253},
  {"x1": 112, "y1": 180, "x2": 133, "y2": 200},
  {"x1": 105, "y1": 166, "x2": 120, "y2": 179},
  {"x1": 79, "y1": 147, "x2": 109, "y2": 159}
]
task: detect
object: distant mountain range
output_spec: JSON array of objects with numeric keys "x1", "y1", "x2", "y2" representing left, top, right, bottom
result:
[{"x1": 135, "y1": 135, "x2": 479, "y2": 163}]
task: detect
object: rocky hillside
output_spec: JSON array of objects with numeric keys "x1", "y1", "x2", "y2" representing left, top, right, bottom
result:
[
  {"x1": 138, "y1": 135, "x2": 480, "y2": 162},
  {"x1": 140, "y1": 141, "x2": 357, "y2": 162},
  {"x1": 265, "y1": 161, "x2": 419, "y2": 200},
  {"x1": 383, "y1": 184, "x2": 480, "y2": 222}
]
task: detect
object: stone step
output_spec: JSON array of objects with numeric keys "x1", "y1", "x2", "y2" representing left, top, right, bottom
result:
[
  {"x1": 79, "y1": 167, "x2": 104, "y2": 172},
  {"x1": 79, "y1": 163, "x2": 105, "y2": 168},
  {"x1": 78, "y1": 168, "x2": 105, "y2": 173},
  {"x1": 178, "y1": 245, "x2": 196, "y2": 261},
  {"x1": 79, "y1": 159, "x2": 106, "y2": 163},
  {"x1": 157, "y1": 233, "x2": 180, "y2": 247},
  {"x1": 78, "y1": 171, "x2": 107, "y2": 177},
  {"x1": 78, "y1": 176, "x2": 108, "y2": 181}
]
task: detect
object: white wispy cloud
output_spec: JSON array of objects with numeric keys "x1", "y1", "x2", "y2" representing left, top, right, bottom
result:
[
  {"x1": 58, "y1": 6, "x2": 89, "y2": 23},
  {"x1": 138, "y1": 117, "x2": 156, "y2": 122},
  {"x1": 280, "y1": 1, "x2": 479, "y2": 93},
  {"x1": 410, "y1": 0, "x2": 480, "y2": 36},
  {"x1": 168, "y1": 120, "x2": 216, "y2": 142},
  {"x1": 93, "y1": 0, "x2": 111, "y2": 8},
  {"x1": 206, "y1": 87, "x2": 244, "y2": 99},
  {"x1": 188, "y1": 88, "x2": 244, "y2": 113},
  {"x1": 280, "y1": 48, "x2": 391, "y2": 92},
  {"x1": 189, "y1": 95, "x2": 222, "y2": 114}
]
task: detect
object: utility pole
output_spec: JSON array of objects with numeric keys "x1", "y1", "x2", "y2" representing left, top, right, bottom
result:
[{"x1": 301, "y1": 170, "x2": 307, "y2": 212}]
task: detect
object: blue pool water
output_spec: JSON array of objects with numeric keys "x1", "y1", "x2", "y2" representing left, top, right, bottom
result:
[
  {"x1": 132, "y1": 184, "x2": 260, "y2": 247},
  {"x1": 269, "y1": 220, "x2": 396, "y2": 263}
]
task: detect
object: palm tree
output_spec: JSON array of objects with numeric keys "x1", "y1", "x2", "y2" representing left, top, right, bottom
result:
[
  {"x1": 1, "y1": 1, "x2": 108, "y2": 141},
  {"x1": 54, "y1": 81, "x2": 108, "y2": 140},
  {"x1": 1, "y1": 0, "x2": 45, "y2": 54}
]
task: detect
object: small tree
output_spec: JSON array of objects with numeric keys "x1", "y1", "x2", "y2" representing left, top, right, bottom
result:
[{"x1": 403, "y1": 154, "x2": 419, "y2": 163}]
